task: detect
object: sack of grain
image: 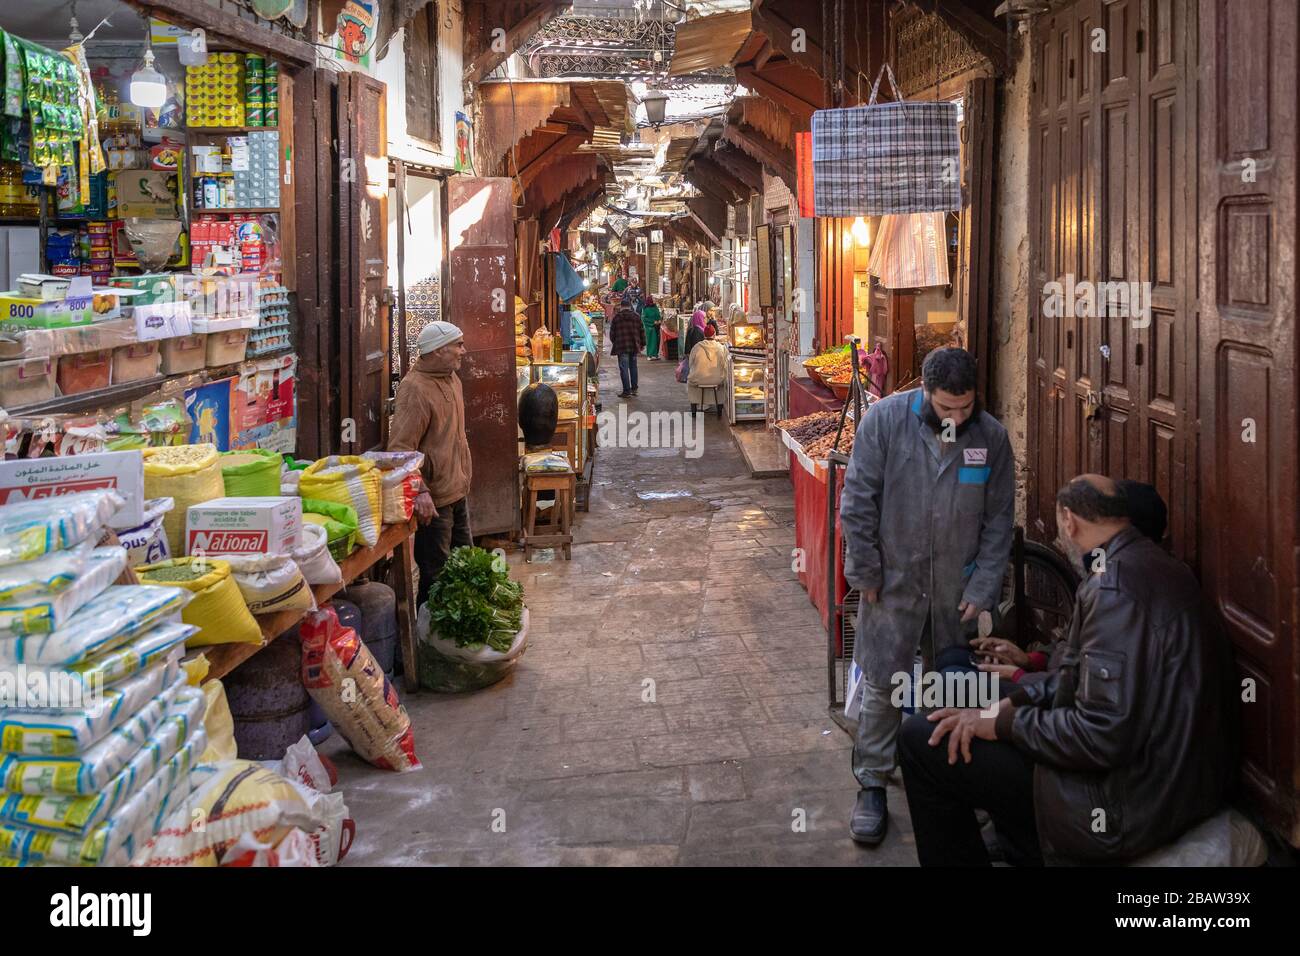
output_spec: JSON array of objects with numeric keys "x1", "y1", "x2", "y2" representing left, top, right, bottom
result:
[
  {"x1": 142, "y1": 445, "x2": 225, "y2": 556},
  {"x1": 300, "y1": 499, "x2": 358, "y2": 561},
  {"x1": 291, "y1": 523, "x2": 343, "y2": 586},
  {"x1": 361, "y1": 451, "x2": 424, "y2": 523},
  {"x1": 116, "y1": 498, "x2": 174, "y2": 568},
  {"x1": 220, "y1": 449, "x2": 283, "y2": 498},
  {"x1": 0, "y1": 546, "x2": 126, "y2": 636},
  {"x1": 299, "y1": 604, "x2": 420, "y2": 772},
  {"x1": 298, "y1": 457, "x2": 382, "y2": 548},
  {"x1": 0, "y1": 490, "x2": 124, "y2": 567},
  {"x1": 212, "y1": 551, "x2": 315, "y2": 616},
  {"x1": 136, "y1": 558, "x2": 261, "y2": 647}
]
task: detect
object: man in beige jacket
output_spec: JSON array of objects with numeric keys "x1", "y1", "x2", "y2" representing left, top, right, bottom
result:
[{"x1": 389, "y1": 321, "x2": 473, "y2": 600}]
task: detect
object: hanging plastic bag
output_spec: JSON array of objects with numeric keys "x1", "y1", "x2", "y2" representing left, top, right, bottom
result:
[
  {"x1": 135, "y1": 558, "x2": 262, "y2": 647},
  {"x1": 299, "y1": 605, "x2": 420, "y2": 772},
  {"x1": 298, "y1": 457, "x2": 382, "y2": 547},
  {"x1": 0, "y1": 490, "x2": 124, "y2": 567}
]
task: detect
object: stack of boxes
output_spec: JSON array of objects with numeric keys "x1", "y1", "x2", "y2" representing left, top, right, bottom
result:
[
  {"x1": 185, "y1": 52, "x2": 245, "y2": 128},
  {"x1": 232, "y1": 131, "x2": 279, "y2": 209}
]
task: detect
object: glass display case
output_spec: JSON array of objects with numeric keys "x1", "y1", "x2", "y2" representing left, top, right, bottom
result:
[
  {"x1": 729, "y1": 354, "x2": 767, "y2": 423},
  {"x1": 531, "y1": 359, "x2": 589, "y2": 471},
  {"x1": 730, "y1": 316, "x2": 765, "y2": 349}
]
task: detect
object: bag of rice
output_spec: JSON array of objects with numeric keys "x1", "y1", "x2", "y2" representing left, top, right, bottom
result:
[
  {"x1": 0, "y1": 585, "x2": 191, "y2": 668},
  {"x1": 142, "y1": 445, "x2": 225, "y2": 556},
  {"x1": 210, "y1": 551, "x2": 314, "y2": 616},
  {"x1": 132, "y1": 759, "x2": 325, "y2": 867},
  {"x1": 291, "y1": 523, "x2": 342, "y2": 586},
  {"x1": 0, "y1": 546, "x2": 126, "y2": 636},
  {"x1": 301, "y1": 499, "x2": 359, "y2": 560},
  {"x1": 0, "y1": 695, "x2": 206, "y2": 866},
  {"x1": 0, "y1": 656, "x2": 182, "y2": 757},
  {"x1": 115, "y1": 498, "x2": 174, "y2": 568},
  {"x1": 280, "y1": 470, "x2": 301, "y2": 495},
  {"x1": 220, "y1": 449, "x2": 283, "y2": 497},
  {"x1": 362, "y1": 451, "x2": 425, "y2": 523},
  {"x1": 299, "y1": 457, "x2": 382, "y2": 547},
  {"x1": 1, "y1": 662, "x2": 189, "y2": 794},
  {"x1": 0, "y1": 676, "x2": 200, "y2": 838},
  {"x1": 300, "y1": 605, "x2": 420, "y2": 772},
  {"x1": 0, "y1": 621, "x2": 194, "y2": 707},
  {"x1": 0, "y1": 540, "x2": 96, "y2": 602},
  {"x1": 136, "y1": 558, "x2": 262, "y2": 647},
  {"x1": 0, "y1": 490, "x2": 124, "y2": 567}
]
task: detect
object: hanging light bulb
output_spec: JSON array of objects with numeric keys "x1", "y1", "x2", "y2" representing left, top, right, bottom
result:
[
  {"x1": 129, "y1": 21, "x2": 166, "y2": 110},
  {"x1": 851, "y1": 216, "x2": 871, "y2": 247}
]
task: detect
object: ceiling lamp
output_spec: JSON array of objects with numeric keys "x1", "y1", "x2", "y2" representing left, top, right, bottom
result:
[
  {"x1": 129, "y1": 22, "x2": 167, "y2": 109},
  {"x1": 851, "y1": 216, "x2": 871, "y2": 247},
  {"x1": 642, "y1": 90, "x2": 669, "y2": 127},
  {"x1": 993, "y1": 0, "x2": 1053, "y2": 20}
]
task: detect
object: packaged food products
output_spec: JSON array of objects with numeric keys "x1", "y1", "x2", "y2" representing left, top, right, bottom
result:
[
  {"x1": 0, "y1": 451, "x2": 144, "y2": 530},
  {"x1": 300, "y1": 499, "x2": 359, "y2": 561},
  {"x1": 291, "y1": 523, "x2": 342, "y2": 586},
  {"x1": 0, "y1": 489, "x2": 123, "y2": 567},
  {"x1": 219, "y1": 448, "x2": 282, "y2": 497},
  {"x1": 211, "y1": 551, "x2": 313, "y2": 616},
  {"x1": 56, "y1": 350, "x2": 111, "y2": 394},
  {"x1": 135, "y1": 558, "x2": 261, "y2": 647},
  {"x1": 361, "y1": 451, "x2": 424, "y2": 523},
  {"x1": 0, "y1": 584, "x2": 190, "y2": 668},
  {"x1": 298, "y1": 457, "x2": 382, "y2": 548},
  {"x1": 142, "y1": 444, "x2": 225, "y2": 556},
  {"x1": 115, "y1": 497, "x2": 173, "y2": 568},
  {"x1": 184, "y1": 495, "x2": 301, "y2": 556},
  {"x1": 300, "y1": 605, "x2": 420, "y2": 772},
  {"x1": 0, "y1": 546, "x2": 125, "y2": 636},
  {"x1": 0, "y1": 539, "x2": 95, "y2": 602}
]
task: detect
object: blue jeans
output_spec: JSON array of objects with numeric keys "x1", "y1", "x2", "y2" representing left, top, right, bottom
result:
[{"x1": 618, "y1": 352, "x2": 638, "y2": 392}]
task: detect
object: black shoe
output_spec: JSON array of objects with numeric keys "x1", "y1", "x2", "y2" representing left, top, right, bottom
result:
[
  {"x1": 850, "y1": 787, "x2": 888, "y2": 845},
  {"x1": 617, "y1": 391, "x2": 631, "y2": 398},
  {"x1": 630, "y1": 389, "x2": 638, "y2": 396}
]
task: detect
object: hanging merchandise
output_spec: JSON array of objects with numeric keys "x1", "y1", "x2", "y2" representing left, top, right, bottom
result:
[
  {"x1": 811, "y1": 64, "x2": 960, "y2": 217},
  {"x1": 12, "y1": 38, "x2": 84, "y2": 173},
  {"x1": 868, "y1": 212, "x2": 950, "y2": 289}
]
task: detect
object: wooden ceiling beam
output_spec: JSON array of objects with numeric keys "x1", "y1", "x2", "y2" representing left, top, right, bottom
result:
[
  {"x1": 515, "y1": 131, "x2": 589, "y2": 189},
  {"x1": 721, "y1": 124, "x2": 797, "y2": 193},
  {"x1": 687, "y1": 162, "x2": 744, "y2": 204},
  {"x1": 693, "y1": 157, "x2": 754, "y2": 201},
  {"x1": 465, "y1": 2, "x2": 570, "y2": 88},
  {"x1": 735, "y1": 65, "x2": 820, "y2": 127},
  {"x1": 711, "y1": 146, "x2": 766, "y2": 193}
]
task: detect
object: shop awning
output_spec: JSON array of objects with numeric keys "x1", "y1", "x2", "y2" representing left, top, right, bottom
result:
[
  {"x1": 477, "y1": 78, "x2": 632, "y2": 176},
  {"x1": 667, "y1": 9, "x2": 754, "y2": 76}
]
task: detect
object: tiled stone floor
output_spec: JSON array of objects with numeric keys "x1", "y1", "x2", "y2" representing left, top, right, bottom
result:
[{"x1": 328, "y1": 347, "x2": 918, "y2": 866}]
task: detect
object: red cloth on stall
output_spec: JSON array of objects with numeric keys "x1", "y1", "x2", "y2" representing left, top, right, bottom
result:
[
  {"x1": 790, "y1": 451, "x2": 849, "y2": 647},
  {"x1": 788, "y1": 376, "x2": 842, "y2": 419}
]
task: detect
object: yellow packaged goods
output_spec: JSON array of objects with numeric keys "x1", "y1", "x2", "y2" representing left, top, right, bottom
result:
[
  {"x1": 135, "y1": 558, "x2": 261, "y2": 647},
  {"x1": 298, "y1": 456, "x2": 382, "y2": 547},
  {"x1": 142, "y1": 445, "x2": 225, "y2": 557}
]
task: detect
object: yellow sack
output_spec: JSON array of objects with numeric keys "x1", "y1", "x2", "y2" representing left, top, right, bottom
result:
[
  {"x1": 200, "y1": 680, "x2": 237, "y2": 763},
  {"x1": 143, "y1": 445, "x2": 226, "y2": 556},
  {"x1": 136, "y1": 558, "x2": 262, "y2": 647},
  {"x1": 298, "y1": 456, "x2": 382, "y2": 548}
]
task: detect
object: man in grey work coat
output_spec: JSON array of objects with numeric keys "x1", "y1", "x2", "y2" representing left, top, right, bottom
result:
[{"x1": 839, "y1": 348, "x2": 1015, "y2": 845}]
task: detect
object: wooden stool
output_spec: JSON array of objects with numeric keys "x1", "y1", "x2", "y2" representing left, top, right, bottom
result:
[
  {"x1": 695, "y1": 384, "x2": 723, "y2": 417},
  {"x1": 521, "y1": 471, "x2": 576, "y2": 561}
]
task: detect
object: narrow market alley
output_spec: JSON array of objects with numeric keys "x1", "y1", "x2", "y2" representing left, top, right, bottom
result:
[{"x1": 327, "y1": 351, "x2": 916, "y2": 865}]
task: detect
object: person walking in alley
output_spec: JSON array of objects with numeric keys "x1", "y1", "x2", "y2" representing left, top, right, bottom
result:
[
  {"x1": 899, "y1": 475, "x2": 1236, "y2": 865},
  {"x1": 641, "y1": 292, "x2": 662, "y2": 360},
  {"x1": 839, "y1": 347, "x2": 1015, "y2": 846},
  {"x1": 686, "y1": 323, "x2": 729, "y2": 415},
  {"x1": 388, "y1": 320, "x2": 473, "y2": 602},
  {"x1": 609, "y1": 298, "x2": 645, "y2": 398}
]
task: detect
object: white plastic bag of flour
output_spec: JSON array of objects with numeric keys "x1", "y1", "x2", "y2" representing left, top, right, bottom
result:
[
  {"x1": 209, "y1": 551, "x2": 315, "y2": 615},
  {"x1": 115, "y1": 498, "x2": 174, "y2": 568},
  {"x1": 0, "y1": 546, "x2": 126, "y2": 636},
  {"x1": 290, "y1": 523, "x2": 342, "y2": 586}
]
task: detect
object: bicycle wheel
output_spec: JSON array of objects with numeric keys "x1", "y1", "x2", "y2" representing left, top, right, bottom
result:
[{"x1": 1014, "y1": 540, "x2": 1079, "y2": 648}]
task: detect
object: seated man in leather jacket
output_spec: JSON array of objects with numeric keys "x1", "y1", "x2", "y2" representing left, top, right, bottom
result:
[{"x1": 899, "y1": 474, "x2": 1238, "y2": 866}]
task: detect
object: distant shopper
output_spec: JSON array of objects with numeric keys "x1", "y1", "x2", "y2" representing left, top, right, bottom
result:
[
  {"x1": 682, "y1": 309, "x2": 708, "y2": 361},
  {"x1": 609, "y1": 301, "x2": 645, "y2": 398},
  {"x1": 626, "y1": 276, "x2": 645, "y2": 316},
  {"x1": 612, "y1": 275, "x2": 629, "y2": 295},
  {"x1": 687, "y1": 324, "x2": 729, "y2": 414},
  {"x1": 389, "y1": 321, "x2": 473, "y2": 601},
  {"x1": 641, "y1": 293, "x2": 662, "y2": 360}
]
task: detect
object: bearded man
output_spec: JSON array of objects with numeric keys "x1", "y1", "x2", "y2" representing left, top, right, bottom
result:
[{"x1": 838, "y1": 347, "x2": 1015, "y2": 845}]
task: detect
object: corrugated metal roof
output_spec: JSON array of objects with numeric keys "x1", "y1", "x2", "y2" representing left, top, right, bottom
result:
[{"x1": 667, "y1": 9, "x2": 753, "y2": 76}]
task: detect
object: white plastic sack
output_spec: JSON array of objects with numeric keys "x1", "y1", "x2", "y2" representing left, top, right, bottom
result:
[
  {"x1": 0, "y1": 621, "x2": 196, "y2": 699},
  {"x1": 418, "y1": 603, "x2": 529, "y2": 664},
  {"x1": 280, "y1": 470, "x2": 301, "y2": 495},
  {"x1": 210, "y1": 551, "x2": 315, "y2": 615},
  {"x1": 223, "y1": 827, "x2": 321, "y2": 867},
  {"x1": 262, "y1": 734, "x2": 332, "y2": 793},
  {"x1": 291, "y1": 523, "x2": 342, "y2": 586},
  {"x1": 1128, "y1": 808, "x2": 1268, "y2": 868},
  {"x1": 0, "y1": 662, "x2": 187, "y2": 794},
  {"x1": 0, "y1": 659, "x2": 182, "y2": 757},
  {"x1": 115, "y1": 498, "x2": 174, "y2": 568},
  {"x1": 0, "y1": 679, "x2": 202, "y2": 838},
  {"x1": 0, "y1": 539, "x2": 96, "y2": 602},
  {"x1": 0, "y1": 546, "x2": 126, "y2": 636},
  {"x1": 0, "y1": 490, "x2": 124, "y2": 567},
  {"x1": 1, "y1": 713, "x2": 205, "y2": 866},
  {"x1": 0, "y1": 585, "x2": 191, "y2": 667}
]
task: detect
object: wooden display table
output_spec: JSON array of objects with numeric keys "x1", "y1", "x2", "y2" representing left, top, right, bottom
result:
[{"x1": 194, "y1": 517, "x2": 421, "y2": 691}]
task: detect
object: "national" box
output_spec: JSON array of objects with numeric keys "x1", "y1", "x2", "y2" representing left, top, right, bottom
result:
[
  {"x1": 0, "y1": 450, "x2": 145, "y2": 529},
  {"x1": 185, "y1": 496, "x2": 302, "y2": 556}
]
